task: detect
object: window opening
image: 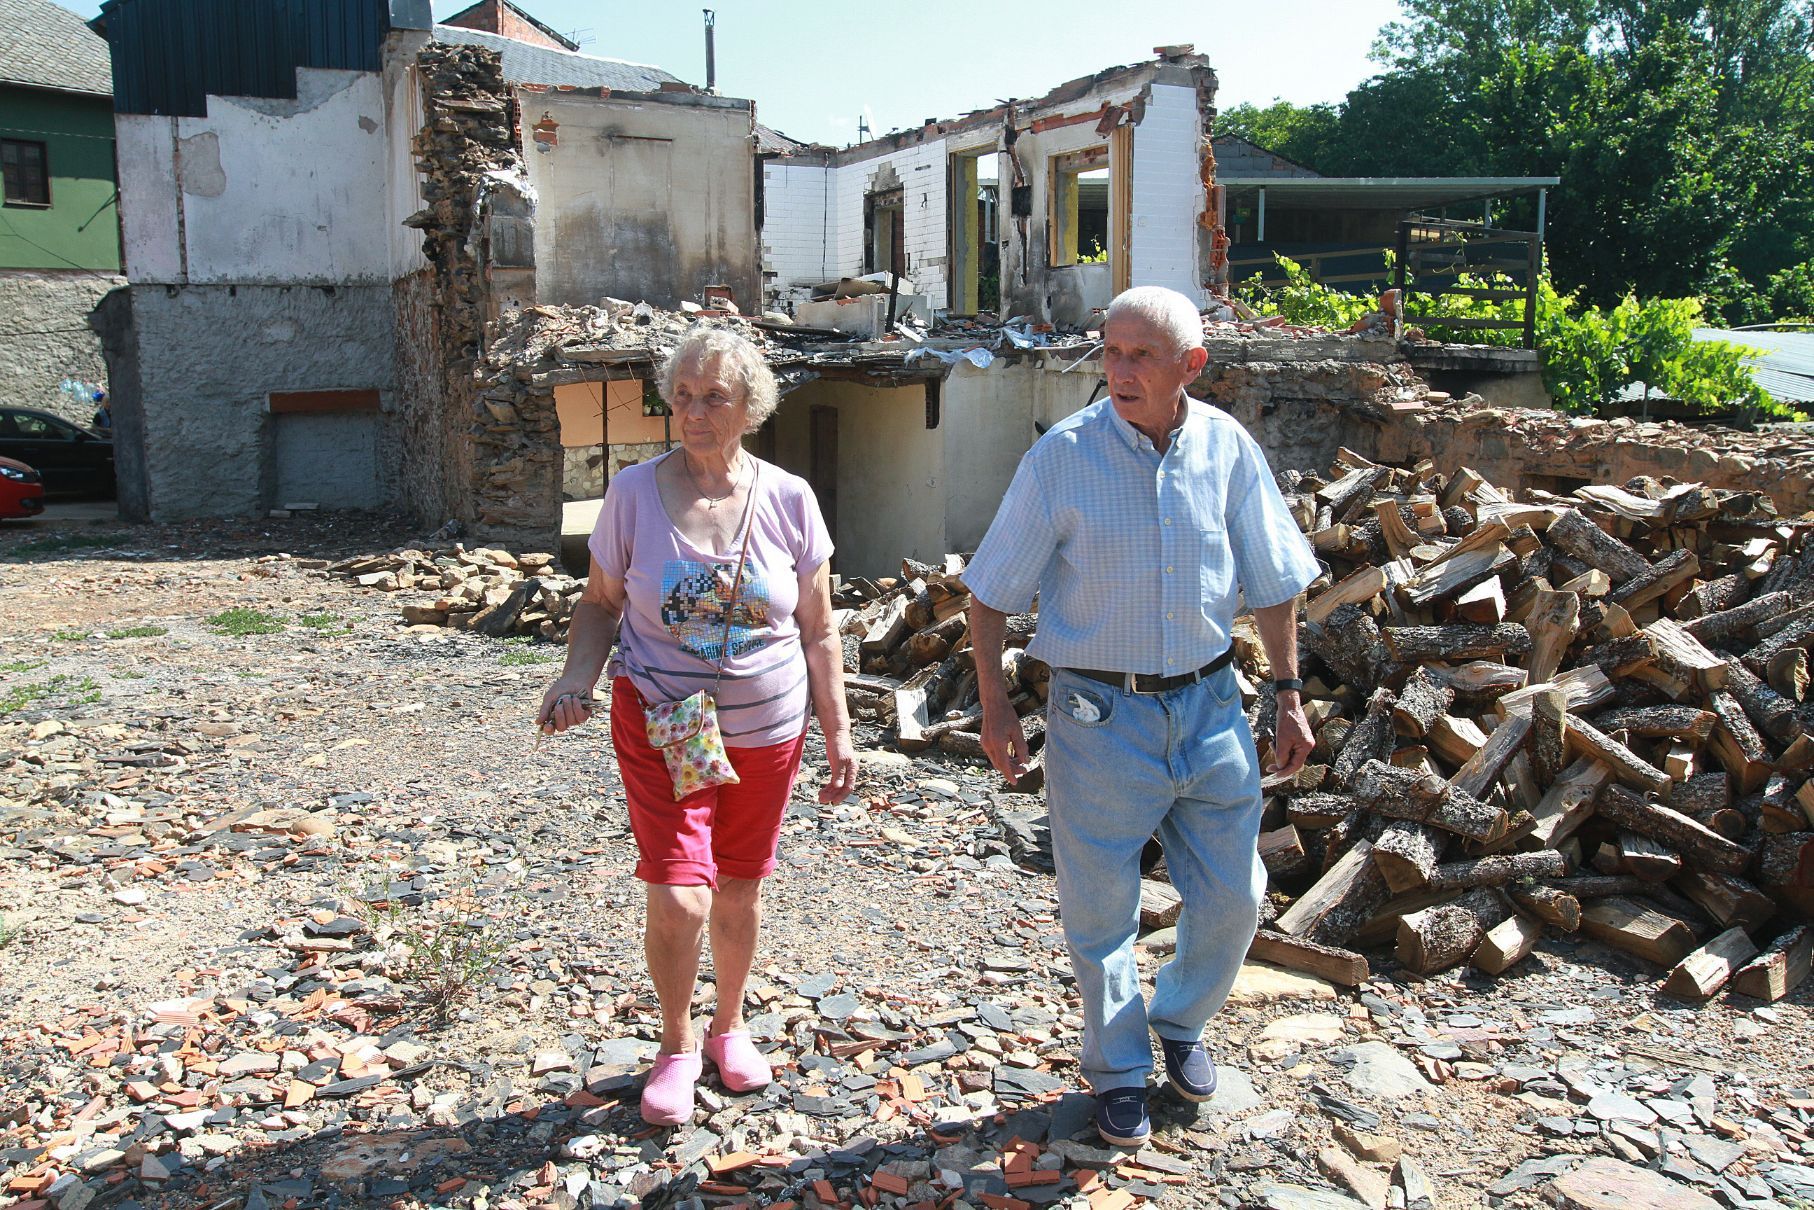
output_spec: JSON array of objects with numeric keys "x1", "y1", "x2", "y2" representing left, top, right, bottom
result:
[
  {"x1": 1049, "y1": 146, "x2": 1109, "y2": 267},
  {"x1": 2, "y1": 140, "x2": 50, "y2": 207}
]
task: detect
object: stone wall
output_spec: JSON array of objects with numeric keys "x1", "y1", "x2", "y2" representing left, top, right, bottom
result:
[
  {"x1": 0, "y1": 271, "x2": 124, "y2": 423},
  {"x1": 391, "y1": 268, "x2": 450, "y2": 525},
  {"x1": 562, "y1": 440, "x2": 669, "y2": 500}
]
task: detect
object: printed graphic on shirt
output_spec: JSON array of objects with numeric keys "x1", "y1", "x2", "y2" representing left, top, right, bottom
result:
[{"x1": 659, "y1": 560, "x2": 770, "y2": 661}]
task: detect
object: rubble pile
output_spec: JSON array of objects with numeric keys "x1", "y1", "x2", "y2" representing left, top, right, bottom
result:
[
  {"x1": 331, "y1": 546, "x2": 580, "y2": 640},
  {"x1": 835, "y1": 454, "x2": 1814, "y2": 999}
]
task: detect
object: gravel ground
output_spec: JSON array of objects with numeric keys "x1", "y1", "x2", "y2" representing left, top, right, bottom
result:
[{"x1": 3, "y1": 514, "x2": 1814, "y2": 1210}]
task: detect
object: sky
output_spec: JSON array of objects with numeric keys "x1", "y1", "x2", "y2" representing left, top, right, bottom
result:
[{"x1": 64, "y1": 0, "x2": 1407, "y2": 147}]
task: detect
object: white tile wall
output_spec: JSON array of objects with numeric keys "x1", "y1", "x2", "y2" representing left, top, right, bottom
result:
[{"x1": 1130, "y1": 82, "x2": 1207, "y2": 305}]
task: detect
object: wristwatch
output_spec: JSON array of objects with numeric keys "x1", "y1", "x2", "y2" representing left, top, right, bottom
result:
[{"x1": 1272, "y1": 678, "x2": 1304, "y2": 693}]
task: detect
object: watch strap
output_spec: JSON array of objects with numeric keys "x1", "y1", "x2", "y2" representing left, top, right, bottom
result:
[{"x1": 1273, "y1": 678, "x2": 1304, "y2": 693}]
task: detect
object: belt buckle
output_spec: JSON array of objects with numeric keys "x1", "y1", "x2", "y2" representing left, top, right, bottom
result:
[{"x1": 1129, "y1": 671, "x2": 1167, "y2": 695}]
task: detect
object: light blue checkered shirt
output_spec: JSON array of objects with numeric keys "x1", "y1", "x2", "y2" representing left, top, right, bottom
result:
[{"x1": 964, "y1": 396, "x2": 1319, "y2": 676}]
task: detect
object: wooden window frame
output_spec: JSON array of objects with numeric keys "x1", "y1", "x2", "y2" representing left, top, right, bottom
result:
[{"x1": 2, "y1": 138, "x2": 51, "y2": 208}]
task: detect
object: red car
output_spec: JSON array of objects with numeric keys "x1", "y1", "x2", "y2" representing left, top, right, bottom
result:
[{"x1": 0, "y1": 456, "x2": 46, "y2": 519}]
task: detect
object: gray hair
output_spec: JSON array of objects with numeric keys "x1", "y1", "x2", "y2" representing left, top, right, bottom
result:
[
  {"x1": 657, "y1": 325, "x2": 780, "y2": 432},
  {"x1": 1104, "y1": 286, "x2": 1204, "y2": 354}
]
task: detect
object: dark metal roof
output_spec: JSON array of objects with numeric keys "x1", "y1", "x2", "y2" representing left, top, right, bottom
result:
[
  {"x1": 1, "y1": 0, "x2": 113, "y2": 96},
  {"x1": 430, "y1": 24, "x2": 681, "y2": 91},
  {"x1": 93, "y1": 0, "x2": 391, "y2": 116}
]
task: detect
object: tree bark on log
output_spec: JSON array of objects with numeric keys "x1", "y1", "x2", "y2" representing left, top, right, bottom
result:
[
  {"x1": 1530, "y1": 688, "x2": 1569, "y2": 785},
  {"x1": 1350, "y1": 759, "x2": 1508, "y2": 842},
  {"x1": 1287, "y1": 793, "x2": 1359, "y2": 830},
  {"x1": 1331, "y1": 688, "x2": 1398, "y2": 790},
  {"x1": 1546, "y1": 508, "x2": 1651, "y2": 586},
  {"x1": 1667, "y1": 771, "x2": 1731, "y2": 817},
  {"x1": 1707, "y1": 689, "x2": 1773, "y2": 794},
  {"x1": 1677, "y1": 572, "x2": 1747, "y2": 620},
  {"x1": 1247, "y1": 930, "x2": 1370, "y2": 987},
  {"x1": 1510, "y1": 883, "x2": 1581, "y2": 931},
  {"x1": 1383, "y1": 623, "x2": 1533, "y2": 663},
  {"x1": 1567, "y1": 716, "x2": 1672, "y2": 793},
  {"x1": 1743, "y1": 616, "x2": 1814, "y2": 678},
  {"x1": 1684, "y1": 590, "x2": 1793, "y2": 647},
  {"x1": 1395, "y1": 888, "x2": 1512, "y2": 976},
  {"x1": 1595, "y1": 784, "x2": 1753, "y2": 876},
  {"x1": 1450, "y1": 711, "x2": 1532, "y2": 799},
  {"x1": 1553, "y1": 874, "x2": 1656, "y2": 898},
  {"x1": 1725, "y1": 662, "x2": 1803, "y2": 746},
  {"x1": 1588, "y1": 704, "x2": 1717, "y2": 741},
  {"x1": 1274, "y1": 839, "x2": 1391, "y2": 947},
  {"x1": 1372, "y1": 820, "x2": 1447, "y2": 893},
  {"x1": 1611, "y1": 547, "x2": 1699, "y2": 610},
  {"x1": 1672, "y1": 868, "x2": 1776, "y2": 932},
  {"x1": 1731, "y1": 923, "x2": 1813, "y2": 1002},
  {"x1": 1425, "y1": 850, "x2": 1568, "y2": 893},
  {"x1": 1392, "y1": 668, "x2": 1454, "y2": 739}
]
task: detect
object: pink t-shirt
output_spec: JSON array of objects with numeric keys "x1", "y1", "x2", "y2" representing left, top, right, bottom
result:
[{"x1": 589, "y1": 453, "x2": 834, "y2": 747}]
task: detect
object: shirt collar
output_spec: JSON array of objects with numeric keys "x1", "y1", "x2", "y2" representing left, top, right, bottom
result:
[{"x1": 1102, "y1": 395, "x2": 1196, "y2": 453}]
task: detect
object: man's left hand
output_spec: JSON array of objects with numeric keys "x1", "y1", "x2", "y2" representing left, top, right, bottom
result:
[{"x1": 1267, "y1": 697, "x2": 1314, "y2": 777}]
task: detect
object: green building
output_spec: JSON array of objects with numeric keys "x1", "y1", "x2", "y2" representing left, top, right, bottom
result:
[{"x1": 0, "y1": 0, "x2": 122, "y2": 421}]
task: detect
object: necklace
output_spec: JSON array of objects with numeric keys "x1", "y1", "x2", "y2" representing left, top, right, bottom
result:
[{"x1": 685, "y1": 456, "x2": 744, "y2": 509}]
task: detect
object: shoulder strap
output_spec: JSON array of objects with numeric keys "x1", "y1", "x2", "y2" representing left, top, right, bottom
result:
[{"x1": 711, "y1": 460, "x2": 761, "y2": 688}]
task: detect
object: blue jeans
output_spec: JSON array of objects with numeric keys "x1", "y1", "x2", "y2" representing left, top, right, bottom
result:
[{"x1": 1044, "y1": 665, "x2": 1266, "y2": 1091}]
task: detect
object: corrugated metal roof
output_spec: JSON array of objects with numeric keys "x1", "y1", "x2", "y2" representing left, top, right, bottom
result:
[
  {"x1": 0, "y1": 0, "x2": 112, "y2": 96},
  {"x1": 95, "y1": 0, "x2": 389, "y2": 116},
  {"x1": 430, "y1": 24, "x2": 680, "y2": 91},
  {"x1": 1694, "y1": 328, "x2": 1814, "y2": 404}
]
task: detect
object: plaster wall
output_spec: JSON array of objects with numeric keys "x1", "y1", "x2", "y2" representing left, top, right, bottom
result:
[
  {"x1": 768, "y1": 380, "x2": 943, "y2": 579},
  {"x1": 1129, "y1": 82, "x2": 1207, "y2": 303},
  {"x1": 116, "y1": 69, "x2": 390, "y2": 285},
  {"x1": 1001, "y1": 93, "x2": 1131, "y2": 323},
  {"x1": 384, "y1": 47, "x2": 431, "y2": 280},
  {"x1": 0, "y1": 271, "x2": 125, "y2": 423},
  {"x1": 552, "y1": 379, "x2": 660, "y2": 446},
  {"x1": 111, "y1": 283, "x2": 397, "y2": 519},
  {"x1": 524, "y1": 92, "x2": 758, "y2": 311}
]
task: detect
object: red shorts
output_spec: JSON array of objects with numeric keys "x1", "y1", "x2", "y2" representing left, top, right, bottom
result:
[{"x1": 610, "y1": 677, "x2": 807, "y2": 887}]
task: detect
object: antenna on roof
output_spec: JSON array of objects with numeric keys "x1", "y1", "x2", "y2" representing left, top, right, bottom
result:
[
  {"x1": 703, "y1": 10, "x2": 716, "y2": 93},
  {"x1": 566, "y1": 27, "x2": 595, "y2": 48}
]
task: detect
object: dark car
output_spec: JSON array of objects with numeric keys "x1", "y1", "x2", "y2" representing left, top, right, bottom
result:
[{"x1": 0, "y1": 407, "x2": 114, "y2": 496}]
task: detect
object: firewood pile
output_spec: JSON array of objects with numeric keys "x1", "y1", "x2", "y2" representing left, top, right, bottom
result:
[
  {"x1": 838, "y1": 448, "x2": 1814, "y2": 1001},
  {"x1": 332, "y1": 546, "x2": 584, "y2": 640}
]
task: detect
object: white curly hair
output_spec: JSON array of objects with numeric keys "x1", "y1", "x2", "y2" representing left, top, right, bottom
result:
[{"x1": 657, "y1": 326, "x2": 780, "y2": 433}]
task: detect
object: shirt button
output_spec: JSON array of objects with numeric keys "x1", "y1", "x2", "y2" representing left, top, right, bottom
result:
[
  {"x1": 1165, "y1": 565, "x2": 1174, "y2": 574},
  {"x1": 1166, "y1": 611, "x2": 1175, "y2": 620},
  {"x1": 1163, "y1": 517, "x2": 1173, "y2": 525},
  {"x1": 1167, "y1": 658, "x2": 1176, "y2": 666}
]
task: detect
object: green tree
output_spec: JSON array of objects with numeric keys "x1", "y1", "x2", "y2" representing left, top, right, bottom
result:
[{"x1": 1214, "y1": 101, "x2": 1341, "y2": 172}]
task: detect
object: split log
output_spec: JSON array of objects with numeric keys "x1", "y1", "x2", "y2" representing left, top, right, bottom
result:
[
  {"x1": 1382, "y1": 623, "x2": 1533, "y2": 663},
  {"x1": 1376, "y1": 499, "x2": 1422, "y2": 560},
  {"x1": 1308, "y1": 565, "x2": 1388, "y2": 626},
  {"x1": 1673, "y1": 869, "x2": 1776, "y2": 932},
  {"x1": 1509, "y1": 883, "x2": 1581, "y2": 931},
  {"x1": 1706, "y1": 689, "x2": 1773, "y2": 794},
  {"x1": 1616, "y1": 831, "x2": 1684, "y2": 882},
  {"x1": 1372, "y1": 820, "x2": 1446, "y2": 893},
  {"x1": 1529, "y1": 757, "x2": 1611, "y2": 848},
  {"x1": 1725, "y1": 662, "x2": 1803, "y2": 745},
  {"x1": 893, "y1": 676, "x2": 935, "y2": 752},
  {"x1": 1566, "y1": 717, "x2": 1671, "y2": 794},
  {"x1": 1330, "y1": 688, "x2": 1397, "y2": 790},
  {"x1": 1767, "y1": 646, "x2": 1808, "y2": 701},
  {"x1": 1677, "y1": 573, "x2": 1747, "y2": 619},
  {"x1": 1428, "y1": 714, "x2": 1489, "y2": 767},
  {"x1": 1546, "y1": 508, "x2": 1651, "y2": 585},
  {"x1": 1449, "y1": 711, "x2": 1532, "y2": 799},
  {"x1": 1684, "y1": 590, "x2": 1793, "y2": 647},
  {"x1": 1667, "y1": 772, "x2": 1731, "y2": 817},
  {"x1": 1529, "y1": 688, "x2": 1569, "y2": 785},
  {"x1": 1579, "y1": 896, "x2": 1698, "y2": 967},
  {"x1": 1274, "y1": 840, "x2": 1390, "y2": 947},
  {"x1": 1495, "y1": 666, "x2": 1616, "y2": 718},
  {"x1": 1396, "y1": 888, "x2": 1511, "y2": 975},
  {"x1": 1595, "y1": 784, "x2": 1753, "y2": 876},
  {"x1": 1287, "y1": 793, "x2": 1357, "y2": 830},
  {"x1": 1259, "y1": 825, "x2": 1310, "y2": 877},
  {"x1": 1731, "y1": 924, "x2": 1813, "y2": 1001},
  {"x1": 1455, "y1": 576, "x2": 1506, "y2": 624},
  {"x1": 1645, "y1": 618, "x2": 1731, "y2": 693},
  {"x1": 1391, "y1": 668, "x2": 1453, "y2": 738},
  {"x1": 1139, "y1": 879, "x2": 1182, "y2": 930},
  {"x1": 1401, "y1": 543, "x2": 1510, "y2": 608},
  {"x1": 1472, "y1": 912, "x2": 1545, "y2": 975},
  {"x1": 1310, "y1": 606, "x2": 1389, "y2": 694},
  {"x1": 1662, "y1": 926, "x2": 1757, "y2": 1000},
  {"x1": 1588, "y1": 704, "x2": 1716, "y2": 742},
  {"x1": 861, "y1": 594, "x2": 912, "y2": 655},
  {"x1": 1247, "y1": 930, "x2": 1370, "y2": 987},
  {"x1": 1424, "y1": 850, "x2": 1568, "y2": 893},
  {"x1": 1350, "y1": 760, "x2": 1508, "y2": 843},
  {"x1": 1429, "y1": 661, "x2": 1530, "y2": 702},
  {"x1": 1553, "y1": 875, "x2": 1656, "y2": 899},
  {"x1": 905, "y1": 614, "x2": 966, "y2": 666},
  {"x1": 1742, "y1": 615, "x2": 1814, "y2": 678},
  {"x1": 1609, "y1": 547, "x2": 1698, "y2": 610}
]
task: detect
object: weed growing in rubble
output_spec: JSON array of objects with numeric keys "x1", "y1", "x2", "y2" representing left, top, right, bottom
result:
[
  {"x1": 296, "y1": 612, "x2": 349, "y2": 634},
  {"x1": 3, "y1": 532, "x2": 122, "y2": 561},
  {"x1": 350, "y1": 879, "x2": 513, "y2": 1018},
  {"x1": 0, "y1": 659, "x2": 46, "y2": 675},
  {"x1": 500, "y1": 648, "x2": 556, "y2": 666},
  {"x1": 207, "y1": 608, "x2": 285, "y2": 636},
  {"x1": 105, "y1": 625, "x2": 167, "y2": 639},
  {"x1": 51, "y1": 630, "x2": 88, "y2": 643},
  {"x1": 0, "y1": 675, "x2": 99, "y2": 716}
]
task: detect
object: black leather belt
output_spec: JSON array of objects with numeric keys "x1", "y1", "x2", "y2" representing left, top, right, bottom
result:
[{"x1": 1067, "y1": 647, "x2": 1234, "y2": 695}]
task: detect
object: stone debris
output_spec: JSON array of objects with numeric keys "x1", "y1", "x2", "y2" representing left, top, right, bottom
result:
[{"x1": 328, "y1": 544, "x2": 579, "y2": 641}]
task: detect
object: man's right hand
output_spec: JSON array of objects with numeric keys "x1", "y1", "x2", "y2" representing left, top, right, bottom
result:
[
  {"x1": 980, "y1": 697, "x2": 1033, "y2": 787},
  {"x1": 538, "y1": 676, "x2": 597, "y2": 735}
]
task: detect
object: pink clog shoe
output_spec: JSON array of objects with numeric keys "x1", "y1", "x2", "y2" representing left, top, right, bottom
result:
[
  {"x1": 640, "y1": 1048, "x2": 701, "y2": 1125},
  {"x1": 703, "y1": 1027, "x2": 772, "y2": 1093}
]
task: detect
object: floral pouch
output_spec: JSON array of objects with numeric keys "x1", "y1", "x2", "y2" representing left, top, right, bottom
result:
[{"x1": 642, "y1": 689, "x2": 740, "y2": 799}]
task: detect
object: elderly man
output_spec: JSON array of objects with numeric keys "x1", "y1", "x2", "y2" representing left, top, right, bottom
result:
[{"x1": 966, "y1": 285, "x2": 1318, "y2": 1147}]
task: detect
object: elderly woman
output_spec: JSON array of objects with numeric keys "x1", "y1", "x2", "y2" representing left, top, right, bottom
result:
[{"x1": 538, "y1": 326, "x2": 856, "y2": 1125}]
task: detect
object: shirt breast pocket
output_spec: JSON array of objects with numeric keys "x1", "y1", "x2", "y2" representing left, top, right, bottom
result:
[{"x1": 1198, "y1": 523, "x2": 1234, "y2": 615}]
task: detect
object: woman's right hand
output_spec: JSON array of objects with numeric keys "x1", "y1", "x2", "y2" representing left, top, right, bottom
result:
[{"x1": 538, "y1": 675, "x2": 597, "y2": 735}]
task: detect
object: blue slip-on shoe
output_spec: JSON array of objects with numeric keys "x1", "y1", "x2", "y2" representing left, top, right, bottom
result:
[
  {"x1": 1158, "y1": 1036, "x2": 1217, "y2": 1102},
  {"x1": 1094, "y1": 1085, "x2": 1151, "y2": 1147}
]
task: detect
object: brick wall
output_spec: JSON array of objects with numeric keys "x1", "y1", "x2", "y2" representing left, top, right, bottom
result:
[{"x1": 760, "y1": 161, "x2": 832, "y2": 308}]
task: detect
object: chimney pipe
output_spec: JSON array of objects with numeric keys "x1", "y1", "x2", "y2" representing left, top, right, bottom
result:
[{"x1": 703, "y1": 10, "x2": 716, "y2": 93}]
